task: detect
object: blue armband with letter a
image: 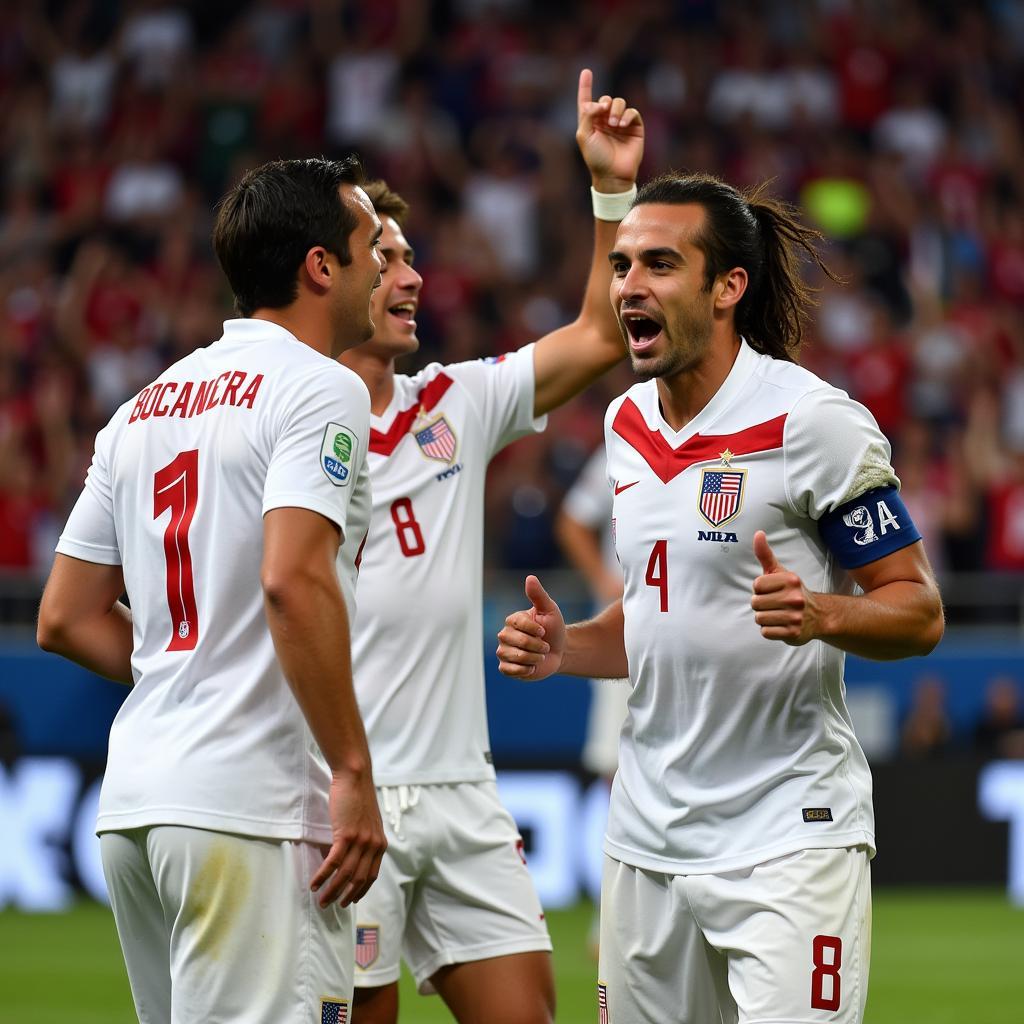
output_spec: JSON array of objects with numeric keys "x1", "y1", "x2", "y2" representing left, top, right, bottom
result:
[{"x1": 818, "y1": 486, "x2": 922, "y2": 569}]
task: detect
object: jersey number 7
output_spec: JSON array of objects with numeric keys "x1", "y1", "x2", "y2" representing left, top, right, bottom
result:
[{"x1": 154, "y1": 450, "x2": 200, "y2": 652}]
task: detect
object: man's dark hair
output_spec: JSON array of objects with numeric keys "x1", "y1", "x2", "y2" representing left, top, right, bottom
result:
[
  {"x1": 362, "y1": 179, "x2": 410, "y2": 227},
  {"x1": 212, "y1": 156, "x2": 366, "y2": 318},
  {"x1": 634, "y1": 173, "x2": 838, "y2": 362}
]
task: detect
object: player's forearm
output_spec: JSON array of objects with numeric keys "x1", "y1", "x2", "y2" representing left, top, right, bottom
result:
[
  {"x1": 562, "y1": 598, "x2": 629, "y2": 678},
  {"x1": 812, "y1": 580, "x2": 944, "y2": 660},
  {"x1": 264, "y1": 574, "x2": 373, "y2": 778},
  {"x1": 37, "y1": 601, "x2": 134, "y2": 684}
]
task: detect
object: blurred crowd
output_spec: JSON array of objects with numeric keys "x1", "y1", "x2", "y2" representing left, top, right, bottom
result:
[{"x1": 1, "y1": 0, "x2": 1024, "y2": 625}]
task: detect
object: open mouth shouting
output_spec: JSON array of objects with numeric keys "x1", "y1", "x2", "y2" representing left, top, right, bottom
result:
[{"x1": 621, "y1": 308, "x2": 664, "y2": 353}]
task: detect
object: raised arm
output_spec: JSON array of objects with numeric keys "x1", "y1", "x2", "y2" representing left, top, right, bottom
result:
[
  {"x1": 262, "y1": 506, "x2": 386, "y2": 907},
  {"x1": 532, "y1": 68, "x2": 644, "y2": 416}
]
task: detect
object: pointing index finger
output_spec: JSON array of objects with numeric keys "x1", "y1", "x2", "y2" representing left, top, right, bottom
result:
[{"x1": 577, "y1": 68, "x2": 593, "y2": 117}]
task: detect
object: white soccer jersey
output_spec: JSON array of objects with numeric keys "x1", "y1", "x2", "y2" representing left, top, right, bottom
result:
[
  {"x1": 56, "y1": 318, "x2": 372, "y2": 844},
  {"x1": 352, "y1": 345, "x2": 543, "y2": 785},
  {"x1": 604, "y1": 339, "x2": 918, "y2": 874}
]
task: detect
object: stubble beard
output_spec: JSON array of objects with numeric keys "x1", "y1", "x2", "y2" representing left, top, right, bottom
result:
[{"x1": 629, "y1": 301, "x2": 714, "y2": 381}]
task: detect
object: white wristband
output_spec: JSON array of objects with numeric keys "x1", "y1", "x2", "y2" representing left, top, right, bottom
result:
[{"x1": 591, "y1": 184, "x2": 637, "y2": 222}]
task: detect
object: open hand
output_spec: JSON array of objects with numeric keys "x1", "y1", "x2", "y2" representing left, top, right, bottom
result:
[{"x1": 310, "y1": 770, "x2": 387, "y2": 909}]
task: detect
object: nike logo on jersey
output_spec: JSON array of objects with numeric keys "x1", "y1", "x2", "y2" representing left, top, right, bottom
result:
[{"x1": 614, "y1": 480, "x2": 639, "y2": 495}]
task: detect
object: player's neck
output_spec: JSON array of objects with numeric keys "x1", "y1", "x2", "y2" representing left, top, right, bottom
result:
[
  {"x1": 338, "y1": 346, "x2": 396, "y2": 416},
  {"x1": 250, "y1": 309, "x2": 335, "y2": 359},
  {"x1": 656, "y1": 333, "x2": 741, "y2": 431}
]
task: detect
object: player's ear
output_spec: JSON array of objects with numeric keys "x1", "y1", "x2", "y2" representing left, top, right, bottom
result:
[
  {"x1": 713, "y1": 266, "x2": 747, "y2": 311},
  {"x1": 303, "y1": 246, "x2": 332, "y2": 292}
]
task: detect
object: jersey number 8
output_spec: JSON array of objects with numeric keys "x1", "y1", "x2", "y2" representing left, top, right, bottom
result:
[{"x1": 390, "y1": 497, "x2": 426, "y2": 557}]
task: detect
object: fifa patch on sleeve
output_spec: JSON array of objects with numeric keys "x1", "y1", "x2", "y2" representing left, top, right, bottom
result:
[
  {"x1": 320, "y1": 423, "x2": 357, "y2": 487},
  {"x1": 818, "y1": 486, "x2": 921, "y2": 569}
]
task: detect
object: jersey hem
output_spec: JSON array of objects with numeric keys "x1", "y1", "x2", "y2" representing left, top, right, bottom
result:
[
  {"x1": 603, "y1": 828, "x2": 876, "y2": 875},
  {"x1": 96, "y1": 808, "x2": 332, "y2": 844}
]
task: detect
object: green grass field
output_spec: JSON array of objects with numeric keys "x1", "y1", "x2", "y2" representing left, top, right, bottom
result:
[{"x1": 0, "y1": 891, "x2": 1021, "y2": 1023}]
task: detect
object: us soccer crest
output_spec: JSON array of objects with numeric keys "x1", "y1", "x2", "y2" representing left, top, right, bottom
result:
[
  {"x1": 697, "y1": 449, "x2": 746, "y2": 528},
  {"x1": 355, "y1": 924, "x2": 379, "y2": 969},
  {"x1": 414, "y1": 415, "x2": 457, "y2": 464},
  {"x1": 321, "y1": 422, "x2": 357, "y2": 487}
]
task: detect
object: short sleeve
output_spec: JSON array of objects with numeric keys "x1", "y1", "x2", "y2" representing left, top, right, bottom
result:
[
  {"x1": 262, "y1": 367, "x2": 371, "y2": 540},
  {"x1": 784, "y1": 388, "x2": 899, "y2": 521},
  {"x1": 563, "y1": 447, "x2": 612, "y2": 528},
  {"x1": 56, "y1": 422, "x2": 121, "y2": 564},
  {"x1": 446, "y1": 344, "x2": 547, "y2": 458}
]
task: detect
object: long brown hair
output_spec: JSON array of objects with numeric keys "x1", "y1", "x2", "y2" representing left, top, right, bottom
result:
[{"x1": 633, "y1": 173, "x2": 838, "y2": 362}]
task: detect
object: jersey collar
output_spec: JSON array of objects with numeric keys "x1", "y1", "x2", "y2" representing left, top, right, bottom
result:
[
  {"x1": 218, "y1": 317, "x2": 305, "y2": 349},
  {"x1": 645, "y1": 336, "x2": 759, "y2": 446}
]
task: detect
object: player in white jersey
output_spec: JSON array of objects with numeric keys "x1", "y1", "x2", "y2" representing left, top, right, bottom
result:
[
  {"x1": 338, "y1": 71, "x2": 643, "y2": 1024},
  {"x1": 497, "y1": 173, "x2": 945, "y2": 1023},
  {"x1": 37, "y1": 157, "x2": 388, "y2": 1024}
]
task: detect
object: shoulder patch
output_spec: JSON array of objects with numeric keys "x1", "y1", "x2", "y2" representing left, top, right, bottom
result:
[{"x1": 321, "y1": 423, "x2": 357, "y2": 486}]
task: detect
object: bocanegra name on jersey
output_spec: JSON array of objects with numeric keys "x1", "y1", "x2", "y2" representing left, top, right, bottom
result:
[{"x1": 129, "y1": 371, "x2": 264, "y2": 423}]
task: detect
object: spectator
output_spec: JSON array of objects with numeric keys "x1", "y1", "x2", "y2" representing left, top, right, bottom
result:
[
  {"x1": 0, "y1": 0, "x2": 1021, "y2": 633},
  {"x1": 901, "y1": 675, "x2": 952, "y2": 760},
  {"x1": 974, "y1": 676, "x2": 1024, "y2": 760}
]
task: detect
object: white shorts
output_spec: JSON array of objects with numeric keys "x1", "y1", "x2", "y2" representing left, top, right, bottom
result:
[
  {"x1": 100, "y1": 826, "x2": 354, "y2": 1024},
  {"x1": 353, "y1": 781, "x2": 551, "y2": 993},
  {"x1": 599, "y1": 846, "x2": 871, "y2": 1024}
]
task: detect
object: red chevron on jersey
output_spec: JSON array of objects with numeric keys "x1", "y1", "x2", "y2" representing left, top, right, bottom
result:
[
  {"x1": 612, "y1": 398, "x2": 787, "y2": 483},
  {"x1": 370, "y1": 373, "x2": 453, "y2": 456}
]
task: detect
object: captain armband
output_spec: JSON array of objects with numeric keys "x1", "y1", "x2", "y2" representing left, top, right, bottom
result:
[{"x1": 818, "y1": 486, "x2": 922, "y2": 569}]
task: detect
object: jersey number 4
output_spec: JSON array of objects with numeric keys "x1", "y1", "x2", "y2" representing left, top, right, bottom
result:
[
  {"x1": 645, "y1": 540, "x2": 669, "y2": 612},
  {"x1": 154, "y1": 450, "x2": 200, "y2": 652}
]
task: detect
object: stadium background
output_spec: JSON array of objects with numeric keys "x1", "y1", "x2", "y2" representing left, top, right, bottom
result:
[{"x1": 0, "y1": 0, "x2": 1022, "y2": 1021}]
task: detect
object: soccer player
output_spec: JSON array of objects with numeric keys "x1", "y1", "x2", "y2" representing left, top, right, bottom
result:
[
  {"x1": 36, "y1": 157, "x2": 388, "y2": 1024},
  {"x1": 496, "y1": 173, "x2": 945, "y2": 1023},
  {"x1": 338, "y1": 71, "x2": 642, "y2": 1024}
]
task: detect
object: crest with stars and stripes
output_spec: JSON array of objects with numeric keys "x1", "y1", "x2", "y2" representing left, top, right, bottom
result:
[
  {"x1": 598, "y1": 982, "x2": 610, "y2": 1024},
  {"x1": 414, "y1": 416, "x2": 457, "y2": 463},
  {"x1": 697, "y1": 466, "x2": 747, "y2": 528},
  {"x1": 355, "y1": 925, "x2": 379, "y2": 969}
]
